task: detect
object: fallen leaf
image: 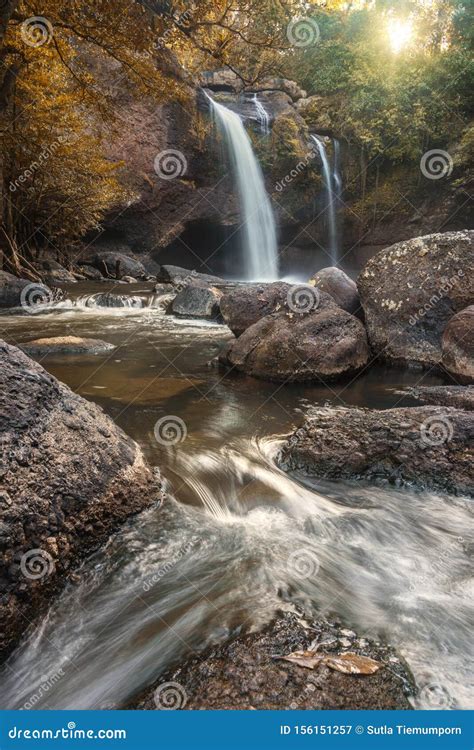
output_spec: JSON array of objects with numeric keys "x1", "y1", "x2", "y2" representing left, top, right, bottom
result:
[
  {"x1": 276, "y1": 650, "x2": 325, "y2": 670},
  {"x1": 275, "y1": 650, "x2": 382, "y2": 675},
  {"x1": 323, "y1": 652, "x2": 381, "y2": 675}
]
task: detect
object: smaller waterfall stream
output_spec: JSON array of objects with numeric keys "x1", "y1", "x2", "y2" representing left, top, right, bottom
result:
[
  {"x1": 207, "y1": 93, "x2": 278, "y2": 281},
  {"x1": 311, "y1": 135, "x2": 341, "y2": 267},
  {"x1": 253, "y1": 93, "x2": 270, "y2": 135}
]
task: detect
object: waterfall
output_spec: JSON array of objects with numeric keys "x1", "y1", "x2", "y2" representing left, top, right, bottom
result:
[
  {"x1": 252, "y1": 93, "x2": 270, "y2": 135},
  {"x1": 206, "y1": 93, "x2": 278, "y2": 281},
  {"x1": 311, "y1": 135, "x2": 341, "y2": 267}
]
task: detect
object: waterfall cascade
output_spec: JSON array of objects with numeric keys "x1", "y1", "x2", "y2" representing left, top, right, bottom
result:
[
  {"x1": 206, "y1": 93, "x2": 278, "y2": 281},
  {"x1": 311, "y1": 135, "x2": 342, "y2": 267},
  {"x1": 252, "y1": 93, "x2": 270, "y2": 135}
]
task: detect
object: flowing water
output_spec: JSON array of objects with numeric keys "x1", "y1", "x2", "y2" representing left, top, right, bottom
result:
[
  {"x1": 0, "y1": 283, "x2": 472, "y2": 710},
  {"x1": 253, "y1": 93, "x2": 270, "y2": 135},
  {"x1": 312, "y1": 135, "x2": 341, "y2": 267},
  {"x1": 207, "y1": 94, "x2": 278, "y2": 281}
]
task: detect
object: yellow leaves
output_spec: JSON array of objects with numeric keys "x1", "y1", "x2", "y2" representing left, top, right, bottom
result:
[{"x1": 277, "y1": 650, "x2": 383, "y2": 675}]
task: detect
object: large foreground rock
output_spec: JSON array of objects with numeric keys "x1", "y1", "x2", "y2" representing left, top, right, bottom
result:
[
  {"x1": 131, "y1": 612, "x2": 413, "y2": 710},
  {"x1": 280, "y1": 406, "x2": 473, "y2": 497},
  {"x1": 0, "y1": 271, "x2": 30, "y2": 309},
  {"x1": 310, "y1": 267, "x2": 360, "y2": 315},
  {"x1": 0, "y1": 341, "x2": 159, "y2": 660},
  {"x1": 220, "y1": 282, "x2": 292, "y2": 337},
  {"x1": 442, "y1": 306, "x2": 474, "y2": 383},
  {"x1": 170, "y1": 284, "x2": 222, "y2": 320},
  {"x1": 358, "y1": 231, "x2": 474, "y2": 367},
  {"x1": 222, "y1": 303, "x2": 369, "y2": 383}
]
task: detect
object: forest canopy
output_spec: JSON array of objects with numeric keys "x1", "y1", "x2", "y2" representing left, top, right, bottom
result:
[{"x1": 0, "y1": 0, "x2": 472, "y2": 277}]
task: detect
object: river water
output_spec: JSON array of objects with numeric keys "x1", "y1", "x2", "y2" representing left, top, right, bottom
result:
[{"x1": 0, "y1": 283, "x2": 472, "y2": 710}]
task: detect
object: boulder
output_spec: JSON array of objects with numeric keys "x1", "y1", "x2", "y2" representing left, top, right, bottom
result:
[
  {"x1": 130, "y1": 612, "x2": 413, "y2": 710},
  {"x1": 76, "y1": 265, "x2": 104, "y2": 281},
  {"x1": 397, "y1": 385, "x2": 474, "y2": 411},
  {"x1": 296, "y1": 95, "x2": 333, "y2": 134},
  {"x1": 309, "y1": 267, "x2": 360, "y2": 315},
  {"x1": 19, "y1": 336, "x2": 115, "y2": 356},
  {"x1": 84, "y1": 293, "x2": 144, "y2": 309},
  {"x1": 43, "y1": 269, "x2": 78, "y2": 284},
  {"x1": 86, "y1": 252, "x2": 147, "y2": 280},
  {"x1": 156, "y1": 265, "x2": 224, "y2": 286},
  {"x1": 0, "y1": 340, "x2": 159, "y2": 659},
  {"x1": 0, "y1": 271, "x2": 30, "y2": 309},
  {"x1": 221, "y1": 302, "x2": 369, "y2": 383},
  {"x1": 220, "y1": 282, "x2": 292, "y2": 337},
  {"x1": 170, "y1": 284, "x2": 222, "y2": 320},
  {"x1": 358, "y1": 231, "x2": 474, "y2": 367},
  {"x1": 255, "y1": 77, "x2": 306, "y2": 101},
  {"x1": 279, "y1": 405, "x2": 474, "y2": 497},
  {"x1": 442, "y1": 306, "x2": 474, "y2": 383}
]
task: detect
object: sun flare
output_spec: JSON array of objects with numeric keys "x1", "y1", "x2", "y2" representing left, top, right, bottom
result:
[{"x1": 387, "y1": 17, "x2": 413, "y2": 54}]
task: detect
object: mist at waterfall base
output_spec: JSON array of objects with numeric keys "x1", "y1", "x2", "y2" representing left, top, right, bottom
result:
[
  {"x1": 206, "y1": 93, "x2": 279, "y2": 282},
  {"x1": 1, "y1": 289, "x2": 472, "y2": 711}
]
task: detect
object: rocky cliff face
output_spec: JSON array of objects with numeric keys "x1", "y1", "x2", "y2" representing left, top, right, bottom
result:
[{"x1": 88, "y1": 66, "x2": 472, "y2": 279}]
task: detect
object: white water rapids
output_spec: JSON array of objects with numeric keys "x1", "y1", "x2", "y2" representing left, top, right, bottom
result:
[{"x1": 0, "y1": 298, "x2": 472, "y2": 712}]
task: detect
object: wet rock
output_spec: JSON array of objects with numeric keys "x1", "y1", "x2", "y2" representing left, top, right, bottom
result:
[
  {"x1": 0, "y1": 271, "x2": 30, "y2": 309},
  {"x1": 309, "y1": 267, "x2": 360, "y2": 315},
  {"x1": 85, "y1": 293, "x2": 143, "y2": 309},
  {"x1": 397, "y1": 385, "x2": 474, "y2": 411},
  {"x1": 0, "y1": 340, "x2": 160, "y2": 660},
  {"x1": 279, "y1": 405, "x2": 474, "y2": 497},
  {"x1": 170, "y1": 284, "x2": 222, "y2": 320},
  {"x1": 37, "y1": 260, "x2": 77, "y2": 284},
  {"x1": 157, "y1": 265, "x2": 224, "y2": 286},
  {"x1": 85, "y1": 251, "x2": 147, "y2": 280},
  {"x1": 358, "y1": 231, "x2": 474, "y2": 368},
  {"x1": 76, "y1": 265, "x2": 104, "y2": 281},
  {"x1": 43, "y1": 269, "x2": 78, "y2": 284},
  {"x1": 442, "y1": 306, "x2": 474, "y2": 384},
  {"x1": 19, "y1": 336, "x2": 115, "y2": 356},
  {"x1": 221, "y1": 303, "x2": 369, "y2": 383},
  {"x1": 121, "y1": 276, "x2": 138, "y2": 284},
  {"x1": 130, "y1": 612, "x2": 413, "y2": 710},
  {"x1": 220, "y1": 282, "x2": 292, "y2": 337}
]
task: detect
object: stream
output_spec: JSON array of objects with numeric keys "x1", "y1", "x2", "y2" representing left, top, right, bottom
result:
[{"x1": 0, "y1": 282, "x2": 472, "y2": 711}]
